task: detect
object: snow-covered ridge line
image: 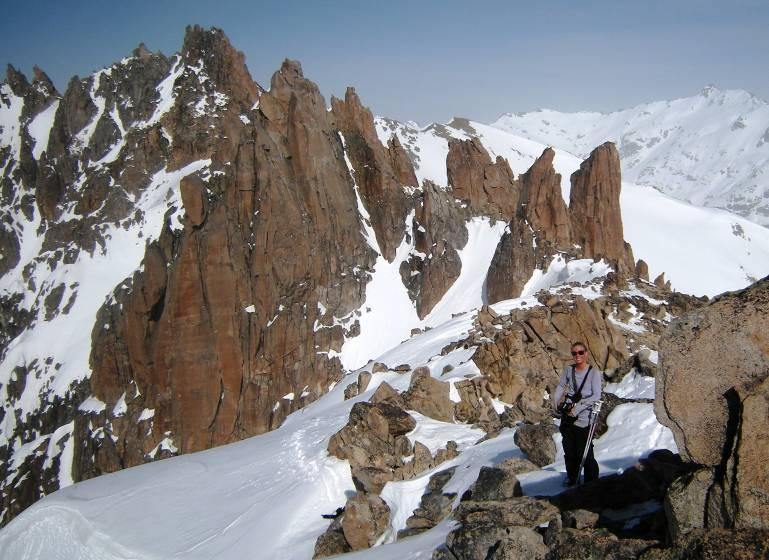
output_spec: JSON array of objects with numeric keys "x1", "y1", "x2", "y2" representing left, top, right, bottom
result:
[{"x1": 490, "y1": 86, "x2": 769, "y2": 226}]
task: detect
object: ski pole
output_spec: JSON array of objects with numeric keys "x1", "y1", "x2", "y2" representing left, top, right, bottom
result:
[{"x1": 577, "y1": 400, "x2": 603, "y2": 485}]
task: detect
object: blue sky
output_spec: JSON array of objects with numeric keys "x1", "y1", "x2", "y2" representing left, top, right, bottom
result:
[{"x1": 2, "y1": 0, "x2": 768, "y2": 124}]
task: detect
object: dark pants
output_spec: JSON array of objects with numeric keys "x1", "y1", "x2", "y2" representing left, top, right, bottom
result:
[{"x1": 560, "y1": 421, "x2": 599, "y2": 483}]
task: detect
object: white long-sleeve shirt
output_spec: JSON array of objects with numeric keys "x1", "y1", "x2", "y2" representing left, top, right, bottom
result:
[{"x1": 553, "y1": 364, "x2": 602, "y2": 427}]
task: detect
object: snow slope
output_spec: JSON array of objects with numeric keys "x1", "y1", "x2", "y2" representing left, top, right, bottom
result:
[
  {"x1": 376, "y1": 117, "x2": 769, "y2": 297},
  {"x1": 490, "y1": 87, "x2": 769, "y2": 226}
]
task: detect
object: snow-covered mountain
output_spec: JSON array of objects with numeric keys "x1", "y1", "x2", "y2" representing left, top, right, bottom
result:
[
  {"x1": 491, "y1": 87, "x2": 769, "y2": 226},
  {"x1": 2, "y1": 25, "x2": 769, "y2": 560}
]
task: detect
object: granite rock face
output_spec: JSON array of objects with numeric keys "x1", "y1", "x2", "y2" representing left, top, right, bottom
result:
[
  {"x1": 569, "y1": 142, "x2": 635, "y2": 275},
  {"x1": 446, "y1": 137, "x2": 519, "y2": 218},
  {"x1": 487, "y1": 144, "x2": 636, "y2": 303},
  {"x1": 656, "y1": 276, "x2": 769, "y2": 530}
]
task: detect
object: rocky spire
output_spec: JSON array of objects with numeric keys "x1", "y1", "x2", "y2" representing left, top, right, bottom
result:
[
  {"x1": 180, "y1": 25, "x2": 260, "y2": 107},
  {"x1": 446, "y1": 138, "x2": 519, "y2": 218},
  {"x1": 519, "y1": 147, "x2": 571, "y2": 250},
  {"x1": 330, "y1": 87, "x2": 417, "y2": 261},
  {"x1": 569, "y1": 142, "x2": 635, "y2": 274}
]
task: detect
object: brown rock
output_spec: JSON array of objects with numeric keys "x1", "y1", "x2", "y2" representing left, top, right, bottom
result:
[
  {"x1": 562, "y1": 509, "x2": 600, "y2": 529},
  {"x1": 636, "y1": 259, "x2": 650, "y2": 281},
  {"x1": 513, "y1": 422, "x2": 558, "y2": 467},
  {"x1": 313, "y1": 516, "x2": 351, "y2": 559},
  {"x1": 656, "y1": 277, "x2": 769, "y2": 531},
  {"x1": 403, "y1": 367, "x2": 454, "y2": 422},
  {"x1": 664, "y1": 468, "x2": 715, "y2": 540},
  {"x1": 569, "y1": 142, "x2": 635, "y2": 274},
  {"x1": 369, "y1": 382, "x2": 405, "y2": 408},
  {"x1": 327, "y1": 401, "x2": 416, "y2": 473},
  {"x1": 519, "y1": 147, "x2": 571, "y2": 250},
  {"x1": 488, "y1": 527, "x2": 548, "y2": 560},
  {"x1": 456, "y1": 497, "x2": 560, "y2": 528},
  {"x1": 180, "y1": 173, "x2": 208, "y2": 226},
  {"x1": 639, "y1": 528, "x2": 769, "y2": 560},
  {"x1": 548, "y1": 528, "x2": 658, "y2": 560},
  {"x1": 398, "y1": 468, "x2": 457, "y2": 539},
  {"x1": 461, "y1": 465, "x2": 522, "y2": 502},
  {"x1": 372, "y1": 362, "x2": 389, "y2": 373},
  {"x1": 446, "y1": 137, "x2": 518, "y2": 218},
  {"x1": 351, "y1": 466, "x2": 394, "y2": 495},
  {"x1": 331, "y1": 87, "x2": 416, "y2": 262},
  {"x1": 341, "y1": 493, "x2": 391, "y2": 550},
  {"x1": 405, "y1": 180, "x2": 467, "y2": 318}
]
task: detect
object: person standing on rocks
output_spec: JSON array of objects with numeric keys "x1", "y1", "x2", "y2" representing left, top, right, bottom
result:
[{"x1": 553, "y1": 342, "x2": 602, "y2": 485}]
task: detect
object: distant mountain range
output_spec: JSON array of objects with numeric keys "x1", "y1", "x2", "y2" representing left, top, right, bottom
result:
[{"x1": 491, "y1": 86, "x2": 769, "y2": 226}]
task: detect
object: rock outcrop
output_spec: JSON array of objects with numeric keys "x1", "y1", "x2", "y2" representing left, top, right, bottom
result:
[
  {"x1": 446, "y1": 137, "x2": 518, "y2": 218},
  {"x1": 331, "y1": 87, "x2": 417, "y2": 261},
  {"x1": 656, "y1": 276, "x2": 769, "y2": 531},
  {"x1": 569, "y1": 142, "x2": 635, "y2": 275},
  {"x1": 487, "y1": 143, "x2": 636, "y2": 303}
]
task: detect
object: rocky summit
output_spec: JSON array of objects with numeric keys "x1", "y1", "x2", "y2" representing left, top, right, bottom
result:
[{"x1": 1, "y1": 24, "x2": 768, "y2": 560}]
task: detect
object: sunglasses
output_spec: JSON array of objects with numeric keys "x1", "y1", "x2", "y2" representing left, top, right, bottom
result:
[{"x1": 571, "y1": 350, "x2": 586, "y2": 356}]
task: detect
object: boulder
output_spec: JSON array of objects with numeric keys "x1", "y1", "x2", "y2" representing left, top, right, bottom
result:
[
  {"x1": 453, "y1": 377, "x2": 503, "y2": 433},
  {"x1": 456, "y1": 497, "x2": 560, "y2": 528},
  {"x1": 398, "y1": 468, "x2": 457, "y2": 539},
  {"x1": 656, "y1": 277, "x2": 769, "y2": 529},
  {"x1": 313, "y1": 515, "x2": 351, "y2": 559},
  {"x1": 664, "y1": 468, "x2": 715, "y2": 541},
  {"x1": 639, "y1": 529, "x2": 769, "y2": 560},
  {"x1": 513, "y1": 422, "x2": 558, "y2": 467},
  {"x1": 730, "y1": 375, "x2": 769, "y2": 528},
  {"x1": 341, "y1": 493, "x2": 391, "y2": 550},
  {"x1": 403, "y1": 367, "x2": 454, "y2": 422},
  {"x1": 351, "y1": 466, "x2": 394, "y2": 495},
  {"x1": 495, "y1": 456, "x2": 540, "y2": 476},
  {"x1": 439, "y1": 498, "x2": 558, "y2": 560},
  {"x1": 369, "y1": 381, "x2": 405, "y2": 408},
  {"x1": 547, "y1": 528, "x2": 658, "y2": 560},
  {"x1": 327, "y1": 401, "x2": 415, "y2": 471},
  {"x1": 372, "y1": 362, "x2": 389, "y2": 374},
  {"x1": 487, "y1": 527, "x2": 548, "y2": 560},
  {"x1": 551, "y1": 451, "x2": 692, "y2": 513},
  {"x1": 461, "y1": 465, "x2": 522, "y2": 502},
  {"x1": 562, "y1": 509, "x2": 600, "y2": 530}
]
